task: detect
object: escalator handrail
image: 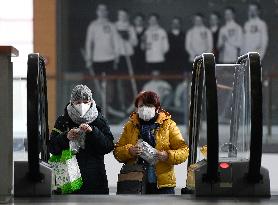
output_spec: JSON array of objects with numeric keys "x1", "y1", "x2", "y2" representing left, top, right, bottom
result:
[
  {"x1": 187, "y1": 53, "x2": 219, "y2": 182},
  {"x1": 27, "y1": 53, "x2": 47, "y2": 182},
  {"x1": 237, "y1": 52, "x2": 263, "y2": 183},
  {"x1": 203, "y1": 53, "x2": 219, "y2": 182}
]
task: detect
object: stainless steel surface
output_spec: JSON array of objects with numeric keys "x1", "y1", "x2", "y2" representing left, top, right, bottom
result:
[{"x1": 11, "y1": 194, "x2": 278, "y2": 205}]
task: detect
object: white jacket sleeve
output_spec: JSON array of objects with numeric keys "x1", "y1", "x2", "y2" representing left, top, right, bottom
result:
[
  {"x1": 259, "y1": 22, "x2": 268, "y2": 59},
  {"x1": 217, "y1": 28, "x2": 224, "y2": 50},
  {"x1": 207, "y1": 29, "x2": 213, "y2": 52},
  {"x1": 129, "y1": 26, "x2": 138, "y2": 47},
  {"x1": 185, "y1": 30, "x2": 194, "y2": 57},
  {"x1": 162, "y1": 30, "x2": 169, "y2": 54},
  {"x1": 111, "y1": 24, "x2": 120, "y2": 59},
  {"x1": 85, "y1": 22, "x2": 95, "y2": 62},
  {"x1": 227, "y1": 26, "x2": 243, "y2": 49},
  {"x1": 241, "y1": 23, "x2": 248, "y2": 55}
]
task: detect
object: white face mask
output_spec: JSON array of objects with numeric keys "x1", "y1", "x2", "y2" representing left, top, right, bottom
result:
[
  {"x1": 138, "y1": 106, "x2": 156, "y2": 121},
  {"x1": 73, "y1": 103, "x2": 91, "y2": 117}
]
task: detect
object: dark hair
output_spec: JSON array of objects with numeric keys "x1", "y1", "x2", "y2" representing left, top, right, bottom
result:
[
  {"x1": 225, "y1": 6, "x2": 236, "y2": 14},
  {"x1": 211, "y1": 11, "x2": 221, "y2": 19},
  {"x1": 118, "y1": 8, "x2": 129, "y2": 14},
  {"x1": 194, "y1": 13, "x2": 204, "y2": 19},
  {"x1": 134, "y1": 91, "x2": 161, "y2": 109},
  {"x1": 97, "y1": 4, "x2": 107, "y2": 10},
  {"x1": 250, "y1": 2, "x2": 261, "y2": 11},
  {"x1": 149, "y1": 13, "x2": 160, "y2": 20},
  {"x1": 134, "y1": 12, "x2": 145, "y2": 19},
  {"x1": 172, "y1": 16, "x2": 182, "y2": 23}
]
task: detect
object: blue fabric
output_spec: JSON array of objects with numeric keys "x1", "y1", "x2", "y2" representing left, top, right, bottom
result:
[
  {"x1": 140, "y1": 123, "x2": 157, "y2": 147},
  {"x1": 147, "y1": 165, "x2": 157, "y2": 183},
  {"x1": 139, "y1": 121, "x2": 159, "y2": 183}
]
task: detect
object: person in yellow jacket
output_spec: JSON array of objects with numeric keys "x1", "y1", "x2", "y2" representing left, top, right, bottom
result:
[{"x1": 114, "y1": 91, "x2": 189, "y2": 194}]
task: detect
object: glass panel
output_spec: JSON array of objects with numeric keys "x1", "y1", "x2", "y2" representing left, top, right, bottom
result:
[
  {"x1": 13, "y1": 79, "x2": 28, "y2": 161},
  {"x1": 215, "y1": 64, "x2": 251, "y2": 161}
]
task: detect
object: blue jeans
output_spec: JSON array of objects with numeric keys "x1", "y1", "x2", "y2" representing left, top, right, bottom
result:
[{"x1": 146, "y1": 183, "x2": 175, "y2": 194}]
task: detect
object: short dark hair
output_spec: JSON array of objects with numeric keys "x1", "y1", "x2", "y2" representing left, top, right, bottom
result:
[
  {"x1": 97, "y1": 4, "x2": 107, "y2": 10},
  {"x1": 134, "y1": 12, "x2": 145, "y2": 19},
  {"x1": 149, "y1": 13, "x2": 160, "y2": 20},
  {"x1": 225, "y1": 6, "x2": 236, "y2": 14},
  {"x1": 172, "y1": 16, "x2": 182, "y2": 23},
  {"x1": 118, "y1": 8, "x2": 129, "y2": 14},
  {"x1": 211, "y1": 11, "x2": 221, "y2": 19},
  {"x1": 134, "y1": 91, "x2": 161, "y2": 109},
  {"x1": 194, "y1": 13, "x2": 204, "y2": 19},
  {"x1": 250, "y1": 2, "x2": 261, "y2": 11}
]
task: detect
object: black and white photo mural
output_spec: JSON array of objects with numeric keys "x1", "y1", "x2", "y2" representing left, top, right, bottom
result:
[{"x1": 57, "y1": 0, "x2": 277, "y2": 126}]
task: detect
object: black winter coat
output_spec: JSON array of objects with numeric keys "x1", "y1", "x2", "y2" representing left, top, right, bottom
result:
[{"x1": 49, "y1": 105, "x2": 114, "y2": 194}]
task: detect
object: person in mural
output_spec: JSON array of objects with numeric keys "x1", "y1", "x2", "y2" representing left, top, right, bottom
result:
[
  {"x1": 84, "y1": 4, "x2": 120, "y2": 117},
  {"x1": 85, "y1": 4, "x2": 119, "y2": 75},
  {"x1": 114, "y1": 91, "x2": 189, "y2": 194},
  {"x1": 217, "y1": 7, "x2": 243, "y2": 63},
  {"x1": 133, "y1": 13, "x2": 147, "y2": 75},
  {"x1": 185, "y1": 13, "x2": 213, "y2": 63},
  {"x1": 115, "y1": 8, "x2": 138, "y2": 111},
  {"x1": 242, "y1": 2, "x2": 268, "y2": 60},
  {"x1": 142, "y1": 13, "x2": 169, "y2": 75},
  {"x1": 209, "y1": 12, "x2": 221, "y2": 63},
  {"x1": 166, "y1": 17, "x2": 189, "y2": 74}
]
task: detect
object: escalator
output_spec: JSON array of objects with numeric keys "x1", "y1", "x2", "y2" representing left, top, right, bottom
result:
[{"x1": 182, "y1": 52, "x2": 270, "y2": 197}]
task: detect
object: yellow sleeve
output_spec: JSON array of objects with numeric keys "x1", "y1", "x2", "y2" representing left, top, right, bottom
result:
[
  {"x1": 200, "y1": 145, "x2": 207, "y2": 158},
  {"x1": 166, "y1": 120, "x2": 189, "y2": 165},
  {"x1": 113, "y1": 122, "x2": 135, "y2": 163}
]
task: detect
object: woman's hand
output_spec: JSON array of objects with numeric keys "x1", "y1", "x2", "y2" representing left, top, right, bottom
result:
[
  {"x1": 67, "y1": 128, "x2": 80, "y2": 140},
  {"x1": 157, "y1": 150, "x2": 169, "y2": 162},
  {"x1": 79, "y1": 123, "x2": 92, "y2": 133},
  {"x1": 129, "y1": 145, "x2": 143, "y2": 156}
]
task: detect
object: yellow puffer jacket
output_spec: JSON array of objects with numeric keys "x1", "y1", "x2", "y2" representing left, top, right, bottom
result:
[{"x1": 113, "y1": 110, "x2": 189, "y2": 188}]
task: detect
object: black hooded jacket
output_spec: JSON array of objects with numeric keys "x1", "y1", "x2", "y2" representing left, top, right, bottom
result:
[{"x1": 49, "y1": 105, "x2": 114, "y2": 194}]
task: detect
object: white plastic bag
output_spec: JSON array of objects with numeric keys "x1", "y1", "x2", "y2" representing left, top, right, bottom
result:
[{"x1": 137, "y1": 139, "x2": 158, "y2": 165}]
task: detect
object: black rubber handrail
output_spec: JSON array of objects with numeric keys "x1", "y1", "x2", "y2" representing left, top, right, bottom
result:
[
  {"x1": 187, "y1": 53, "x2": 219, "y2": 182},
  {"x1": 237, "y1": 52, "x2": 263, "y2": 183},
  {"x1": 27, "y1": 53, "x2": 49, "y2": 182},
  {"x1": 203, "y1": 53, "x2": 219, "y2": 182}
]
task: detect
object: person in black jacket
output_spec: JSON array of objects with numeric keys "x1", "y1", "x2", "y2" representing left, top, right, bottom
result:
[
  {"x1": 166, "y1": 17, "x2": 190, "y2": 74},
  {"x1": 209, "y1": 12, "x2": 221, "y2": 63},
  {"x1": 49, "y1": 84, "x2": 114, "y2": 194}
]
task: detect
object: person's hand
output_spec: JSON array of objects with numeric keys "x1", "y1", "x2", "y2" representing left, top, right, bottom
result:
[
  {"x1": 79, "y1": 123, "x2": 92, "y2": 133},
  {"x1": 156, "y1": 150, "x2": 168, "y2": 162},
  {"x1": 67, "y1": 128, "x2": 80, "y2": 140},
  {"x1": 129, "y1": 144, "x2": 143, "y2": 156}
]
